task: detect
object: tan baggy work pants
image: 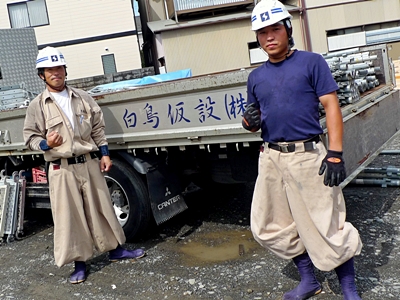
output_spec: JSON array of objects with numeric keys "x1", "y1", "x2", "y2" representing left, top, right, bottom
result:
[
  {"x1": 48, "y1": 154, "x2": 126, "y2": 267},
  {"x1": 250, "y1": 141, "x2": 362, "y2": 271}
]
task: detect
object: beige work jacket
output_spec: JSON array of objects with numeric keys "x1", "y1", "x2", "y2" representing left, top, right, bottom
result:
[{"x1": 23, "y1": 86, "x2": 108, "y2": 162}]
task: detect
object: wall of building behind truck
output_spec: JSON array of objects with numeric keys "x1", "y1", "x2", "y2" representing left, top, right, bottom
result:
[
  {"x1": 146, "y1": 0, "x2": 400, "y2": 76},
  {"x1": 305, "y1": 0, "x2": 400, "y2": 53},
  {"x1": 160, "y1": 19, "x2": 254, "y2": 75},
  {"x1": 149, "y1": 12, "x2": 303, "y2": 76},
  {"x1": 48, "y1": 36, "x2": 142, "y2": 81},
  {"x1": 388, "y1": 42, "x2": 400, "y2": 62}
]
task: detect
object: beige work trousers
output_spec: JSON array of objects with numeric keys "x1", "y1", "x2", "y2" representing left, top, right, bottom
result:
[
  {"x1": 48, "y1": 154, "x2": 126, "y2": 267},
  {"x1": 250, "y1": 141, "x2": 362, "y2": 271}
]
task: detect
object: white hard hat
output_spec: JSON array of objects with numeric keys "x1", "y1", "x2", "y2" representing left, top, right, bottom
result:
[
  {"x1": 251, "y1": 0, "x2": 292, "y2": 31},
  {"x1": 36, "y1": 46, "x2": 66, "y2": 69}
]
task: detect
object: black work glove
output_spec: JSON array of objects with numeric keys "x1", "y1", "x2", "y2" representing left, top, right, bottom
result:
[
  {"x1": 242, "y1": 103, "x2": 261, "y2": 132},
  {"x1": 318, "y1": 150, "x2": 346, "y2": 187}
]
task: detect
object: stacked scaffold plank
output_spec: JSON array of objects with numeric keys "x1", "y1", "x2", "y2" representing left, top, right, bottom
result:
[
  {"x1": 0, "y1": 84, "x2": 37, "y2": 111},
  {"x1": 0, "y1": 170, "x2": 26, "y2": 243}
]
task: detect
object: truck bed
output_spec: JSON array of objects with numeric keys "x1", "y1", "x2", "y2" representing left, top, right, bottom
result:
[{"x1": 0, "y1": 44, "x2": 398, "y2": 185}]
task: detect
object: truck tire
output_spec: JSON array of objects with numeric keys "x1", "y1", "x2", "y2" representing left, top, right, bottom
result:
[{"x1": 104, "y1": 158, "x2": 152, "y2": 241}]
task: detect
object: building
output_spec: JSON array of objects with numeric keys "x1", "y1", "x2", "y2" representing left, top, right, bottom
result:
[
  {"x1": 0, "y1": 0, "x2": 142, "y2": 81},
  {"x1": 140, "y1": 0, "x2": 400, "y2": 76},
  {"x1": 1, "y1": 1, "x2": 399, "y2": 81}
]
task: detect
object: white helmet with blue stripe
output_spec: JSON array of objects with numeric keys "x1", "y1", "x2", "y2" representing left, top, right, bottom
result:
[
  {"x1": 36, "y1": 46, "x2": 66, "y2": 69},
  {"x1": 251, "y1": 0, "x2": 292, "y2": 31}
]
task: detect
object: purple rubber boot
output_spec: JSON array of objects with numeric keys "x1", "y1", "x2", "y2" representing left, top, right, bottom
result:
[
  {"x1": 283, "y1": 253, "x2": 322, "y2": 300},
  {"x1": 109, "y1": 245, "x2": 146, "y2": 262},
  {"x1": 335, "y1": 258, "x2": 362, "y2": 300},
  {"x1": 69, "y1": 261, "x2": 86, "y2": 284}
]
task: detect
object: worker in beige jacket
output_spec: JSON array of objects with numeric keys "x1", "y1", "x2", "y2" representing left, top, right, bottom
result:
[{"x1": 23, "y1": 47, "x2": 145, "y2": 284}]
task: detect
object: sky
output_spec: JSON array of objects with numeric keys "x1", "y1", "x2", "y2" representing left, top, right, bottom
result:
[{"x1": 134, "y1": 1, "x2": 139, "y2": 15}]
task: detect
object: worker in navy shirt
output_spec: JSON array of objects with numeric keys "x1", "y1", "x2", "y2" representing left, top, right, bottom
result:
[{"x1": 242, "y1": 1, "x2": 363, "y2": 299}]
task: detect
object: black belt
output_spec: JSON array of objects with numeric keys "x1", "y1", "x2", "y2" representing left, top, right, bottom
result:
[
  {"x1": 268, "y1": 136, "x2": 320, "y2": 153},
  {"x1": 52, "y1": 152, "x2": 98, "y2": 165}
]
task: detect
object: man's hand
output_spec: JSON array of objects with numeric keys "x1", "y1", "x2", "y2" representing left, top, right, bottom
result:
[
  {"x1": 318, "y1": 150, "x2": 346, "y2": 187},
  {"x1": 242, "y1": 103, "x2": 261, "y2": 132},
  {"x1": 46, "y1": 131, "x2": 63, "y2": 148},
  {"x1": 100, "y1": 155, "x2": 112, "y2": 172}
]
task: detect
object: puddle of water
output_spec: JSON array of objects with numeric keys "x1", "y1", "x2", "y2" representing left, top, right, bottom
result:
[{"x1": 179, "y1": 229, "x2": 260, "y2": 266}]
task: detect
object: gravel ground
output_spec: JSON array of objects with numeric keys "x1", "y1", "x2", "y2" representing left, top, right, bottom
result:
[{"x1": 2, "y1": 138, "x2": 400, "y2": 299}]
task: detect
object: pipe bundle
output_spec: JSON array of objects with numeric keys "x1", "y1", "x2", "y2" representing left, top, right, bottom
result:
[{"x1": 319, "y1": 48, "x2": 381, "y2": 116}]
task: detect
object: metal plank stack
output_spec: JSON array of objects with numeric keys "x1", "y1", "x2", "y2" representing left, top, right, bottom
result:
[
  {"x1": 0, "y1": 170, "x2": 26, "y2": 243},
  {"x1": 0, "y1": 85, "x2": 35, "y2": 111}
]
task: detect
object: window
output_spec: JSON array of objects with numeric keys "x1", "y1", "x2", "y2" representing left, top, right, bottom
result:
[
  {"x1": 102, "y1": 54, "x2": 117, "y2": 75},
  {"x1": 248, "y1": 41, "x2": 268, "y2": 65},
  {"x1": 8, "y1": 0, "x2": 49, "y2": 28},
  {"x1": 327, "y1": 21, "x2": 400, "y2": 37}
]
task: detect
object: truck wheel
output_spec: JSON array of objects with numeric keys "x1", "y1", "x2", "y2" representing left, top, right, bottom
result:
[{"x1": 104, "y1": 158, "x2": 152, "y2": 241}]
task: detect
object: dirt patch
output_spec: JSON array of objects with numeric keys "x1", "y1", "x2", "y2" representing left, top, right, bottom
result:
[{"x1": 1, "y1": 162, "x2": 400, "y2": 299}]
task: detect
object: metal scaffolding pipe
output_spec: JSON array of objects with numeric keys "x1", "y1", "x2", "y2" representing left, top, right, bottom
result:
[
  {"x1": 357, "y1": 173, "x2": 400, "y2": 179},
  {"x1": 362, "y1": 167, "x2": 400, "y2": 174},
  {"x1": 351, "y1": 178, "x2": 400, "y2": 187},
  {"x1": 322, "y1": 47, "x2": 360, "y2": 59},
  {"x1": 380, "y1": 150, "x2": 400, "y2": 154}
]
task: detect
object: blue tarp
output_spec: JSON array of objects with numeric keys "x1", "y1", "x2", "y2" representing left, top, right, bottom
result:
[{"x1": 88, "y1": 69, "x2": 192, "y2": 94}]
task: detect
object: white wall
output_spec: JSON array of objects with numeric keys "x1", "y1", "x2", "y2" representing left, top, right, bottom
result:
[{"x1": 59, "y1": 36, "x2": 141, "y2": 80}]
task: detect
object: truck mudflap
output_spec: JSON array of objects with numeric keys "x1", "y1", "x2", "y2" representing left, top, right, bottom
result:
[
  {"x1": 146, "y1": 164, "x2": 188, "y2": 225},
  {"x1": 118, "y1": 152, "x2": 187, "y2": 225}
]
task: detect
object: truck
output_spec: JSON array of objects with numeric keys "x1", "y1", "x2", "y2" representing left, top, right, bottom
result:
[{"x1": 0, "y1": 43, "x2": 399, "y2": 242}]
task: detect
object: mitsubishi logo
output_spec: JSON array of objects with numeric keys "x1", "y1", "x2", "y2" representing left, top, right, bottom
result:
[{"x1": 165, "y1": 187, "x2": 171, "y2": 197}]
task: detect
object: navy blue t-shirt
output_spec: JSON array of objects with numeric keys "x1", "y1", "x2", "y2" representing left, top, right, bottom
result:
[{"x1": 246, "y1": 50, "x2": 338, "y2": 143}]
